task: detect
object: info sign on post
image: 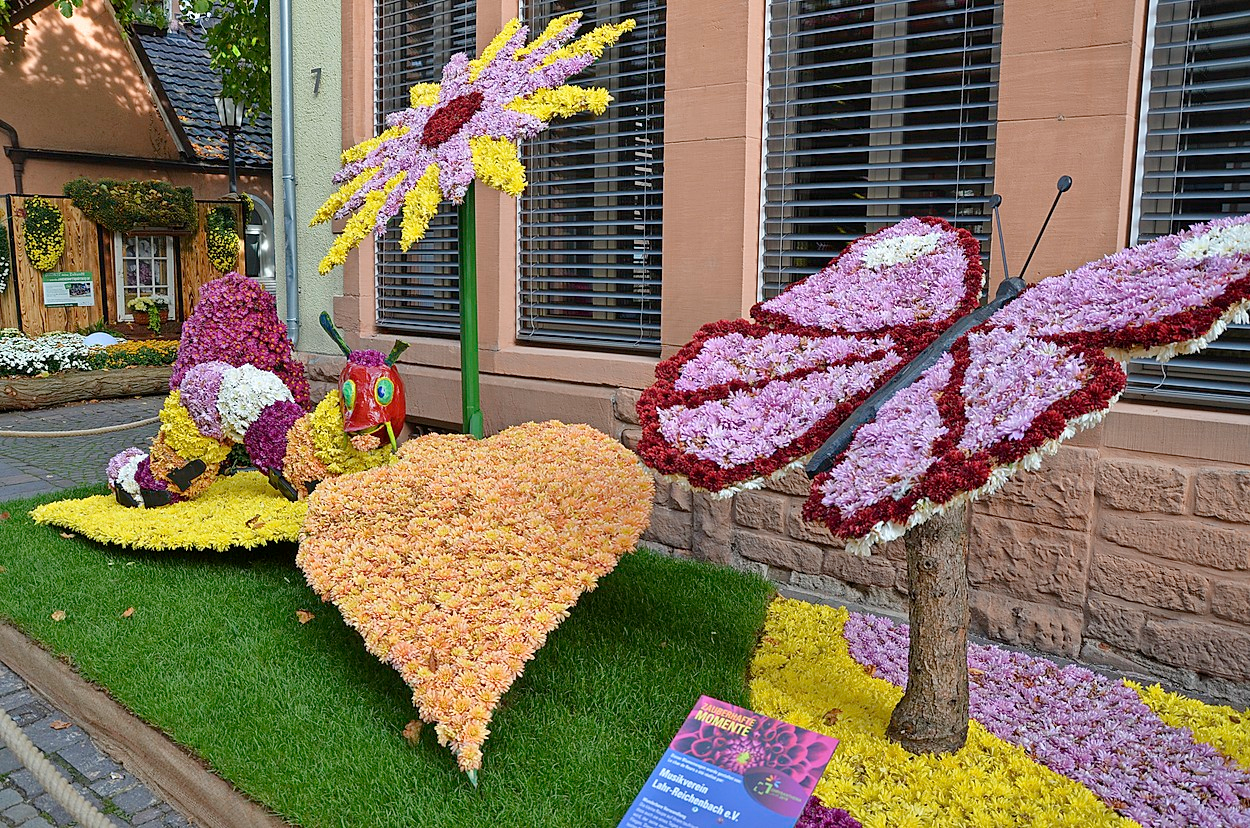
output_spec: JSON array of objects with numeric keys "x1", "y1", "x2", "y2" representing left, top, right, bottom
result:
[{"x1": 618, "y1": 696, "x2": 837, "y2": 828}]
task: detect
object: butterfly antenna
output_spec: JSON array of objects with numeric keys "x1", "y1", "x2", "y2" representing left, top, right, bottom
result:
[
  {"x1": 1019, "y1": 175, "x2": 1073, "y2": 279},
  {"x1": 988, "y1": 194, "x2": 1011, "y2": 281}
]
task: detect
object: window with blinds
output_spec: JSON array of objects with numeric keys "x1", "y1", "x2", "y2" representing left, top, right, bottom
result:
[
  {"x1": 1128, "y1": 0, "x2": 1250, "y2": 410},
  {"x1": 516, "y1": 0, "x2": 665, "y2": 354},
  {"x1": 374, "y1": 0, "x2": 476, "y2": 335},
  {"x1": 762, "y1": 0, "x2": 1002, "y2": 298}
]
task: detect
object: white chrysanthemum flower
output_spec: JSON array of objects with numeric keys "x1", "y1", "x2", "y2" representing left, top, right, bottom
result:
[
  {"x1": 216, "y1": 364, "x2": 294, "y2": 441},
  {"x1": 1177, "y1": 222, "x2": 1250, "y2": 260},
  {"x1": 115, "y1": 453, "x2": 146, "y2": 507},
  {"x1": 860, "y1": 232, "x2": 943, "y2": 271}
]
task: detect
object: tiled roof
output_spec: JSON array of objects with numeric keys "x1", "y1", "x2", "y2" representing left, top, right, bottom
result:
[{"x1": 134, "y1": 25, "x2": 272, "y2": 167}]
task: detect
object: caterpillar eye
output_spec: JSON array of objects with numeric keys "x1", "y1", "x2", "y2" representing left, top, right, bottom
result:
[
  {"x1": 374, "y1": 377, "x2": 395, "y2": 406},
  {"x1": 342, "y1": 379, "x2": 356, "y2": 409}
]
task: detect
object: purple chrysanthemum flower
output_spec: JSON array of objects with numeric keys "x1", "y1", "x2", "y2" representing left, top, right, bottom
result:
[
  {"x1": 170, "y1": 274, "x2": 309, "y2": 406},
  {"x1": 133, "y1": 457, "x2": 167, "y2": 493},
  {"x1": 348, "y1": 349, "x2": 388, "y2": 367},
  {"x1": 106, "y1": 448, "x2": 146, "y2": 486},
  {"x1": 843, "y1": 612, "x2": 1250, "y2": 827},
  {"x1": 310, "y1": 14, "x2": 636, "y2": 272},
  {"x1": 178, "y1": 360, "x2": 232, "y2": 439},
  {"x1": 671, "y1": 717, "x2": 833, "y2": 790},
  {"x1": 795, "y1": 797, "x2": 864, "y2": 828},
  {"x1": 243, "y1": 400, "x2": 305, "y2": 474}
]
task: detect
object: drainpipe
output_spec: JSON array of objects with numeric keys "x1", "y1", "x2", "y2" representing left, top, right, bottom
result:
[
  {"x1": 0, "y1": 119, "x2": 24, "y2": 195},
  {"x1": 278, "y1": 0, "x2": 300, "y2": 344}
]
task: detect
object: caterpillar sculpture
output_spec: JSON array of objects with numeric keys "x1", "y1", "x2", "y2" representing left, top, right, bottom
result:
[{"x1": 108, "y1": 276, "x2": 405, "y2": 508}]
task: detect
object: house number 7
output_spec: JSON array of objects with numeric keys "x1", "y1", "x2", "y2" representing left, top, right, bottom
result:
[{"x1": 312, "y1": 67, "x2": 322, "y2": 95}]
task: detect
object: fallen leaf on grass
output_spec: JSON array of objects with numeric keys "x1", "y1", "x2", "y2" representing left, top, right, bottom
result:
[
  {"x1": 121, "y1": 607, "x2": 135, "y2": 619},
  {"x1": 49, "y1": 720, "x2": 71, "y2": 730},
  {"x1": 295, "y1": 610, "x2": 315, "y2": 624},
  {"x1": 969, "y1": 667, "x2": 986, "y2": 677},
  {"x1": 402, "y1": 721, "x2": 423, "y2": 745},
  {"x1": 59, "y1": 532, "x2": 75, "y2": 539},
  {"x1": 0, "y1": 512, "x2": 10, "y2": 521},
  {"x1": 51, "y1": 611, "x2": 66, "y2": 622},
  {"x1": 246, "y1": 515, "x2": 265, "y2": 529},
  {"x1": 0, "y1": 566, "x2": 6, "y2": 574},
  {"x1": 822, "y1": 708, "x2": 842, "y2": 726}
]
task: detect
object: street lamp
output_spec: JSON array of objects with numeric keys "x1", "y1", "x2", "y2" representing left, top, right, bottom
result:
[{"x1": 213, "y1": 95, "x2": 245, "y2": 194}]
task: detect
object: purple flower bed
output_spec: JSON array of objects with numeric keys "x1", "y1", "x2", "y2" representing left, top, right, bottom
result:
[{"x1": 843, "y1": 612, "x2": 1250, "y2": 827}]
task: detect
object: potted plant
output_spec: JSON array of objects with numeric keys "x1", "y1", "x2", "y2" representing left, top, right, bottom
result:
[{"x1": 127, "y1": 296, "x2": 169, "y2": 333}]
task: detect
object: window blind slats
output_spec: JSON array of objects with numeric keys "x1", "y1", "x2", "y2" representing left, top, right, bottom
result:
[
  {"x1": 762, "y1": 0, "x2": 1003, "y2": 298},
  {"x1": 374, "y1": 0, "x2": 476, "y2": 336},
  {"x1": 517, "y1": 0, "x2": 665, "y2": 355},
  {"x1": 1129, "y1": 1, "x2": 1250, "y2": 410}
]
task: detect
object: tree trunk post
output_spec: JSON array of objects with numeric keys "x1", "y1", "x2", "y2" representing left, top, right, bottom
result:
[{"x1": 885, "y1": 502, "x2": 970, "y2": 755}]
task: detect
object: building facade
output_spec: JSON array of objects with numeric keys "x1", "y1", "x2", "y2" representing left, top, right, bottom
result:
[
  {"x1": 281, "y1": 0, "x2": 1250, "y2": 696},
  {"x1": 1, "y1": 0, "x2": 276, "y2": 329}
]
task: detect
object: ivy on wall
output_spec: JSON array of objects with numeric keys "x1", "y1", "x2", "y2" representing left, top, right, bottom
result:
[
  {"x1": 23, "y1": 197, "x2": 65, "y2": 272},
  {"x1": 63, "y1": 178, "x2": 198, "y2": 233}
]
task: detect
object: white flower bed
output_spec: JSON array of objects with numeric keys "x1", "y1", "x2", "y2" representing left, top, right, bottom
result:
[{"x1": 0, "y1": 331, "x2": 95, "y2": 377}]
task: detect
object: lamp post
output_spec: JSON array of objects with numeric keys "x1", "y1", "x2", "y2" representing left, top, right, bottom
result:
[{"x1": 213, "y1": 95, "x2": 245, "y2": 194}]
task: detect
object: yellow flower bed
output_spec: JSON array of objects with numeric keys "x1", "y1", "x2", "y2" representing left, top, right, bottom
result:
[
  {"x1": 85, "y1": 340, "x2": 179, "y2": 370},
  {"x1": 32, "y1": 472, "x2": 305, "y2": 551},
  {"x1": 297, "y1": 421, "x2": 654, "y2": 776},
  {"x1": 750, "y1": 598, "x2": 1137, "y2": 828},
  {"x1": 1129, "y1": 680, "x2": 1250, "y2": 767}
]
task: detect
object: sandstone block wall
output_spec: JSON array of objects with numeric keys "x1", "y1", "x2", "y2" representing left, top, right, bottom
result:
[{"x1": 614, "y1": 389, "x2": 1250, "y2": 699}]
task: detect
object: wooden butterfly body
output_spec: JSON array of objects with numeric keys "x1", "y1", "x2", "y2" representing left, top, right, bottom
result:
[{"x1": 637, "y1": 215, "x2": 1250, "y2": 555}]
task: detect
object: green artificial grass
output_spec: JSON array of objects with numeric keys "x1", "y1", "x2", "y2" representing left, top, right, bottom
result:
[{"x1": 0, "y1": 487, "x2": 775, "y2": 828}]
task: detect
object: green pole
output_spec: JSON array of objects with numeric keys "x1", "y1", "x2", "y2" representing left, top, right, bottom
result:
[{"x1": 457, "y1": 182, "x2": 483, "y2": 438}]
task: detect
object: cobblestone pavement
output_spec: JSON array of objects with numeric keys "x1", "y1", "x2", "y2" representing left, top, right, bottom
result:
[
  {"x1": 0, "y1": 398, "x2": 163, "y2": 502},
  {"x1": 0, "y1": 663, "x2": 190, "y2": 828},
  {"x1": 0, "y1": 397, "x2": 190, "y2": 827}
]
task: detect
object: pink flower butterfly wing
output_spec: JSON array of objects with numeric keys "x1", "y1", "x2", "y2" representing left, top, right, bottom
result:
[
  {"x1": 636, "y1": 218, "x2": 985, "y2": 494},
  {"x1": 993, "y1": 215, "x2": 1250, "y2": 359},
  {"x1": 753, "y1": 216, "x2": 984, "y2": 339},
  {"x1": 804, "y1": 327, "x2": 1127, "y2": 550}
]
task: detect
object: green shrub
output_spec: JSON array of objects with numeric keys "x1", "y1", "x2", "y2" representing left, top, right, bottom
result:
[{"x1": 63, "y1": 178, "x2": 198, "y2": 233}]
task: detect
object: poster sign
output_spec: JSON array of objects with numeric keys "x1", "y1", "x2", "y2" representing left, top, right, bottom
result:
[
  {"x1": 618, "y1": 696, "x2": 837, "y2": 828},
  {"x1": 42, "y1": 272, "x2": 95, "y2": 308}
]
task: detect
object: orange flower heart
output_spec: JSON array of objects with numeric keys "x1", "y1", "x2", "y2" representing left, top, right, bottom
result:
[{"x1": 297, "y1": 421, "x2": 654, "y2": 775}]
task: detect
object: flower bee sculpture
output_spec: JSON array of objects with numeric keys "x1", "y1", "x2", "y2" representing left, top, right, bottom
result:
[{"x1": 107, "y1": 277, "x2": 405, "y2": 508}]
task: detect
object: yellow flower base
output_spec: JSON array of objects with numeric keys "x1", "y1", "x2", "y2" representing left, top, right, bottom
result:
[
  {"x1": 31, "y1": 472, "x2": 306, "y2": 551},
  {"x1": 1129, "y1": 679, "x2": 1250, "y2": 767},
  {"x1": 750, "y1": 598, "x2": 1137, "y2": 828}
]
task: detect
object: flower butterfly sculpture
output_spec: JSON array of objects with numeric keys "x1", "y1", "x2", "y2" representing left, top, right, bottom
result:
[
  {"x1": 310, "y1": 13, "x2": 635, "y2": 274},
  {"x1": 636, "y1": 214, "x2": 1250, "y2": 554}
]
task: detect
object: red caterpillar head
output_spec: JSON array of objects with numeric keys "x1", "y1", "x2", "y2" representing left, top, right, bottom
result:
[{"x1": 320, "y1": 312, "x2": 408, "y2": 449}]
